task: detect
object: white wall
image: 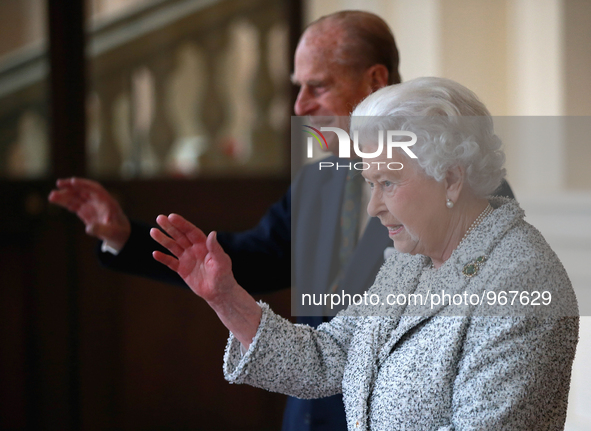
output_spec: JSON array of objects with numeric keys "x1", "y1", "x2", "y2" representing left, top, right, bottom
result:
[{"x1": 304, "y1": 0, "x2": 591, "y2": 190}]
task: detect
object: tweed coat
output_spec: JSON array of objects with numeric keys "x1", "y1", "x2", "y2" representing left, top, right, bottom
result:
[{"x1": 224, "y1": 198, "x2": 579, "y2": 430}]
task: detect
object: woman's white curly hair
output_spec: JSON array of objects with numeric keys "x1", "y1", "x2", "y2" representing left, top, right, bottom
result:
[{"x1": 351, "y1": 77, "x2": 506, "y2": 197}]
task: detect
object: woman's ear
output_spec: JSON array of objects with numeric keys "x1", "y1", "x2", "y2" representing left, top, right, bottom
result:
[{"x1": 444, "y1": 165, "x2": 464, "y2": 203}]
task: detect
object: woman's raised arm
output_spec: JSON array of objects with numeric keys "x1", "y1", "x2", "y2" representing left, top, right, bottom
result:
[{"x1": 150, "y1": 213, "x2": 262, "y2": 348}]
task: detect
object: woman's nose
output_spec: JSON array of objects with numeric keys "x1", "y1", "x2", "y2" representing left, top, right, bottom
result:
[{"x1": 366, "y1": 186, "x2": 383, "y2": 218}]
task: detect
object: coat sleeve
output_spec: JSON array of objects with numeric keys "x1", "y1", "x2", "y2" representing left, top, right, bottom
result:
[
  {"x1": 97, "y1": 187, "x2": 292, "y2": 294},
  {"x1": 223, "y1": 302, "x2": 359, "y2": 399},
  {"x1": 447, "y1": 315, "x2": 578, "y2": 430},
  {"x1": 97, "y1": 219, "x2": 187, "y2": 287}
]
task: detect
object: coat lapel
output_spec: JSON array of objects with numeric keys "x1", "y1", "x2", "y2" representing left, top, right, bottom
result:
[
  {"x1": 377, "y1": 197, "x2": 525, "y2": 364},
  {"x1": 378, "y1": 267, "x2": 471, "y2": 365}
]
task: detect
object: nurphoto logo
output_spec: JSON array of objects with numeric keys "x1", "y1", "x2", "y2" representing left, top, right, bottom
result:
[{"x1": 303, "y1": 125, "x2": 418, "y2": 171}]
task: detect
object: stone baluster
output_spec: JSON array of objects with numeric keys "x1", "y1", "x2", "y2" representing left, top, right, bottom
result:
[
  {"x1": 94, "y1": 71, "x2": 129, "y2": 177},
  {"x1": 148, "y1": 52, "x2": 176, "y2": 173},
  {"x1": 249, "y1": 9, "x2": 282, "y2": 171},
  {"x1": 198, "y1": 28, "x2": 229, "y2": 171}
]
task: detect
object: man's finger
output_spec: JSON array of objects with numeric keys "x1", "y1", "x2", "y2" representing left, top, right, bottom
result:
[
  {"x1": 48, "y1": 190, "x2": 69, "y2": 207},
  {"x1": 56, "y1": 177, "x2": 114, "y2": 201},
  {"x1": 85, "y1": 223, "x2": 100, "y2": 237},
  {"x1": 70, "y1": 177, "x2": 107, "y2": 193},
  {"x1": 56, "y1": 177, "x2": 92, "y2": 192},
  {"x1": 48, "y1": 189, "x2": 81, "y2": 206},
  {"x1": 55, "y1": 177, "x2": 75, "y2": 188}
]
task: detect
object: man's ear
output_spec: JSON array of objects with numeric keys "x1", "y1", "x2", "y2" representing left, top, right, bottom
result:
[
  {"x1": 445, "y1": 165, "x2": 464, "y2": 203},
  {"x1": 366, "y1": 64, "x2": 389, "y2": 92}
]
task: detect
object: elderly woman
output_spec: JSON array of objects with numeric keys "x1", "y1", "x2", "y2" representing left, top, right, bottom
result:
[{"x1": 150, "y1": 77, "x2": 578, "y2": 430}]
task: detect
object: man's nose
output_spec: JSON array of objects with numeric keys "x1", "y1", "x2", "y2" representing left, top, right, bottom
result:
[{"x1": 294, "y1": 88, "x2": 318, "y2": 116}]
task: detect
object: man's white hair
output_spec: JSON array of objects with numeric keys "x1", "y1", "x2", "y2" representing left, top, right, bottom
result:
[{"x1": 351, "y1": 77, "x2": 506, "y2": 197}]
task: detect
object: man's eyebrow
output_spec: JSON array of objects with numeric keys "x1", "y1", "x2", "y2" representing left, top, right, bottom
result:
[{"x1": 289, "y1": 76, "x2": 326, "y2": 87}]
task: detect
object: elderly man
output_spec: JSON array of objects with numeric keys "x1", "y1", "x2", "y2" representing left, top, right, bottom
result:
[{"x1": 50, "y1": 11, "x2": 513, "y2": 431}]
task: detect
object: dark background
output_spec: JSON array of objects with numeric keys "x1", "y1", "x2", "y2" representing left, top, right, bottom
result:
[{"x1": 0, "y1": 0, "x2": 300, "y2": 429}]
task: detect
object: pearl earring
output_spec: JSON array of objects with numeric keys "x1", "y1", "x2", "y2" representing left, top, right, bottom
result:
[{"x1": 446, "y1": 198, "x2": 454, "y2": 209}]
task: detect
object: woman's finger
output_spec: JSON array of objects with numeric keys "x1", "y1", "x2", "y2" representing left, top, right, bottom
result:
[
  {"x1": 155, "y1": 215, "x2": 193, "y2": 249},
  {"x1": 150, "y1": 227, "x2": 184, "y2": 257},
  {"x1": 168, "y1": 213, "x2": 208, "y2": 245},
  {"x1": 206, "y1": 231, "x2": 224, "y2": 257},
  {"x1": 152, "y1": 250, "x2": 179, "y2": 272},
  {"x1": 204, "y1": 231, "x2": 231, "y2": 272}
]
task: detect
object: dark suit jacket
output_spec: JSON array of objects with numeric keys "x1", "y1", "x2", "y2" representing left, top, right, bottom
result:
[{"x1": 98, "y1": 155, "x2": 515, "y2": 431}]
